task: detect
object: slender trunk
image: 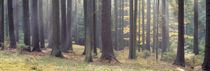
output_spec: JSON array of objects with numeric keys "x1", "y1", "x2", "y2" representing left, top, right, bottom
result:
[
  {"x1": 146, "y1": 0, "x2": 151, "y2": 51},
  {"x1": 156, "y1": 0, "x2": 160, "y2": 60},
  {"x1": 173, "y1": 0, "x2": 185, "y2": 67},
  {"x1": 82, "y1": 0, "x2": 87, "y2": 55},
  {"x1": 152, "y1": 0, "x2": 156, "y2": 53},
  {"x1": 60, "y1": 0, "x2": 67, "y2": 48},
  {"x1": 93, "y1": 0, "x2": 97, "y2": 56},
  {"x1": 138, "y1": 0, "x2": 141, "y2": 52},
  {"x1": 193, "y1": 0, "x2": 199, "y2": 55},
  {"x1": 8, "y1": 0, "x2": 16, "y2": 48},
  {"x1": 14, "y1": 0, "x2": 19, "y2": 42},
  {"x1": 142, "y1": 0, "x2": 145, "y2": 50},
  {"x1": 0, "y1": 0, "x2": 4, "y2": 49},
  {"x1": 114, "y1": 0, "x2": 118, "y2": 50}
]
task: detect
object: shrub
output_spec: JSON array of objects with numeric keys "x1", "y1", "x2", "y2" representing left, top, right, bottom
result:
[
  {"x1": 142, "y1": 50, "x2": 151, "y2": 58},
  {"x1": 185, "y1": 55, "x2": 204, "y2": 67}
]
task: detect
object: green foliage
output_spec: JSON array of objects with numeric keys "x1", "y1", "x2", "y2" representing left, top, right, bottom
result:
[
  {"x1": 17, "y1": 44, "x2": 28, "y2": 49},
  {"x1": 142, "y1": 50, "x2": 151, "y2": 58},
  {"x1": 161, "y1": 51, "x2": 176, "y2": 63},
  {"x1": 185, "y1": 55, "x2": 204, "y2": 67}
]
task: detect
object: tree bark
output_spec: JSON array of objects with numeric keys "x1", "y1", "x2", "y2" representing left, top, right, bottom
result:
[
  {"x1": 39, "y1": 0, "x2": 45, "y2": 48},
  {"x1": 60, "y1": 0, "x2": 67, "y2": 49},
  {"x1": 152, "y1": 0, "x2": 156, "y2": 53},
  {"x1": 101, "y1": 0, "x2": 118, "y2": 62},
  {"x1": 173, "y1": 0, "x2": 185, "y2": 67},
  {"x1": 51, "y1": 0, "x2": 63, "y2": 57},
  {"x1": 32, "y1": 0, "x2": 41, "y2": 52},
  {"x1": 82, "y1": 0, "x2": 87, "y2": 55},
  {"x1": 142, "y1": 0, "x2": 145, "y2": 50},
  {"x1": 156, "y1": 0, "x2": 160, "y2": 60},
  {"x1": 8, "y1": 0, "x2": 16, "y2": 48},
  {"x1": 114, "y1": 0, "x2": 119, "y2": 50},
  {"x1": 193, "y1": 0, "x2": 199, "y2": 55},
  {"x1": 23, "y1": 0, "x2": 30, "y2": 50},
  {"x1": 202, "y1": 0, "x2": 210, "y2": 70},
  {"x1": 0, "y1": 0, "x2": 4, "y2": 49},
  {"x1": 146, "y1": 0, "x2": 151, "y2": 51}
]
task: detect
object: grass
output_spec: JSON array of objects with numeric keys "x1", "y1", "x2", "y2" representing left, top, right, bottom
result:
[{"x1": 0, "y1": 44, "x2": 190, "y2": 71}]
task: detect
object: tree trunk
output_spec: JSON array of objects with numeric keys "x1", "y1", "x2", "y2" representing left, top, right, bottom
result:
[
  {"x1": 14, "y1": 0, "x2": 19, "y2": 42},
  {"x1": 114, "y1": 0, "x2": 119, "y2": 50},
  {"x1": 23, "y1": 0, "x2": 30, "y2": 50},
  {"x1": 60, "y1": 0, "x2": 67, "y2": 49},
  {"x1": 64, "y1": 0, "x2": 73, "y2": 52},
  {"x1": 93, "y1": 0, "x2": 97, "y2": 56},
  {"x1": 156, "y1": 0, "x2": 160, "y2": 60},
  {"x1": 173, "y1": 0, "x2": 185, "y2": 67},
  {"x1": 138, "y1": 0, "x2": 141, "y2": 52},
  {"x1": 0, "y1": 0, "x2": 4, "y2": 49},
  {"x1": 39, "y1": 0, "x2": 45, "y2": 48},
  {"x1": 142, "y1": 0, "x2": 145, "y2": 50},
  {"x1": 101, "y1": 0, "x2": 118, "y2": 62},
  {"x1": 8, "y1": 0, "x2": 16, "y2": 48},
  {"x1": 146, "y1": 0, "x2": 151, "y2": 51},
  {"x1": 129, "y1": 0, "x2": 137, "y2": 59},
  {"x1": 51, "y1": 0, "x2": 63, "y2": 57},
  {"x1": 32, "y1": 0, "x2": 41, "y2": 52},
  {"x1": 152, "y1": 0, "x2": 156, "y2": 53},
  {"x1": 202, "y1": 0, "x2": 210, "y2": 70},
  {"x1": 193, "y1": 0, "x2": 199, "y2": 55}
]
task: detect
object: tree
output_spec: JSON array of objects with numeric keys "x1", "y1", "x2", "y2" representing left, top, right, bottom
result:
[
  {"x1": 14, "y1": 0, "x2": 19, "y2": 42},
  {"x1": 129, "y1": 0, "x2": 137, "y2": 59},
  {"x1": 142, "y1": 0, "x2": 145, "y2": 50},
  {"x1": 146, "y1": 0, "x2": 151, "y2": 51},
  {"x1": 64, "y1": 0, "x2": 73, "y2": 52},
  {"x1": 152, "y1": 0, "x2": 156, "y2": 53},
  {"x1": 0, "y1": 0, "x2": 4, "y2": 49},
  {"x1": 23, "y1": 0, "x2": 30, "y2": 49},
  {"x1": 101, "y1": 0, "x2": 118, "y2": 62},
  {"x1": 114, "y1": 0, "x2": 119, "y2": 50},
  {"x1": 93, "y1": 0, "x2": 97, "y2": 56},
  {"x1": 202, "y1": 0, "x2": 210, "y2": 70},
  {"x1": 8, "y1": 0, "x2": 16, "y2": 48},
  {"x1": 82, "y1": 0, "x2": 87, "y2": 55},
  {"x1": 193, "y1": 0, "x2": 199, "y2": 55},
  {"x1": 51, "y1": 0, "x2": 63, "y2": 57},
  {"x1": 156, "y1": 0, "x2": 160, "y2": 60},
  {"x1": 138, "y1": 0, "x2": 141, "y2": 52},
  {"x1": 32, "y1": 0, "x2": 41, "y2": 52},
  {"x1": 38, "y1": 0, "x2": 45, "y2": 48},
  {"x1": 60, "y1": 0, "x2": 67, "y2": 49},
  {"x1": 173, "y1": 0, "x2": 185, "y2": 67}
]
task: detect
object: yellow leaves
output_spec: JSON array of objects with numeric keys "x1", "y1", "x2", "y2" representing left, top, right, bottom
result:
[{"x1": 184, "y1": 35, "x2": 194, "y2": 39}]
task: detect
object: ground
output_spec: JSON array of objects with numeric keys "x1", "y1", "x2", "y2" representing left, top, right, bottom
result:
[{"x1": 0, "y1": 44, "x2": 194, "y2": 71}]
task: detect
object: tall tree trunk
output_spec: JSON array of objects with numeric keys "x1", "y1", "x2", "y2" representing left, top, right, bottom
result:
[
  {"x1": 0, "y1": 0, "x2": 4, "y2": 49},
  {"x1": 193, "y1": 0, "x2": 199, "y2": 55},
  {"x1": 14, "y1": 0, "x2": 19, "y2": 42},
  {"x1": 85, "y1": 0, "x2": 95, "y2": 62},
  {"x1": 64, "y1": 0, "x2": 73, "y2": 52},
  {"x1": 173, "y1": 0, "x2": 185, "y2": 67},
  {"x1": 60, "y1": 0, "x2": 67, "y2": 49},
  {"x1": 51, "y1": 0, "x2": 63, "y2": 57},
  {"x1": 152, "y1": 0, "x2": 156, "y2": 53},
  {"x1": 93, "y1": 0, "x2": 97, "y2": 56},
  {"x1": 101, "y1": 0, "x2": 118, "y2": 62},
  {"x1": 82, "y1": 0, "x2": 87, "y2": 55},
  {"x1": 8, "y1": 0, "x2": 16, "y2": 48},
  {"x1": 32, "y1": 0, "x2": 41, "y2": 52},
  {"x1": 23, "y1": 0, "x2": 30, "y2": 49},
  {"x1": 202, "y1": 0, "x2": 210, "y2": 70},
  {"x1": 142, "y1": 0, "x2": 145, "y2": 50},
  {"x1": 146, "y1": 0, "x2": 151, "y2": 51},
  {"x1": 114, "y1": 0, "x2": 119, "y2": 50},
  {"x1": 156, "y1": 0, "x2": 160, "y2": 60},
  {"x1": 129, "y1": 0, "x2": 137, "y2": 59},
  {"x1": 39, "y1": 0, "x2": 45, "y2": 48},
  {"x1": 5, "y1": 0, "x2": 9, "y2": 37},
  {"x1": 138, "y1": 0, "x2": 141, "y2": 52}
]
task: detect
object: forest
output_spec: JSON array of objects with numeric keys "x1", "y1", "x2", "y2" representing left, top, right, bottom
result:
[{"x1": 0, "y1": 0, "x2": 209, "y2": 71}]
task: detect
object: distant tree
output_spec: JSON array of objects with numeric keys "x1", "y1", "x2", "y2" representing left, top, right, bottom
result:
[
  {"x1": 39, "y1": 0, "x2": 45, "y2": 48},
  {"x1": 129, "y1": 0, "x2": 137, "y2": 59},
  {"x1": 152, "y1": 0, "x2": 156, "y2": 53},
  {"x1": 114, "y1": 0, "x2": 119, "y2": 50},
  {"x1": 173, "y1": 0, "x2": 185, "y2": 67},
  {"x1": 23, "y1": 0, "x2": 30, "y2": 49},
  {"x1": 202, "y1": 0, "x2": 210, "y2": 70},
  {"x1": 146, "y1": 0, "x2": 151, "y2": 51},
  {"x1": 101, "y1": 0, "x2": 118, "y2": 62},
  {"x1": 156, "y1": 0, "x2": 160, "y2": 60},
  {"x1": 8, "y1": 0, "x2": 16, "y2": 48},
  {"x1": 93, "y1": 0, "x2": 97, "y2": 56},
  {"x1": 51, "y1": 0, "x2": 63, "y2": 57},
  {"x1": 142, "y1": 0, "x2": 145, "y2": 50},
  {"x1": 14, "y1": 0, "x2": 19, "y2": 42},
  {"x1": 138, "y1": 0, "x2": 141, "y2": 52},
  {"x1": 0, "y1": 0, "x2": 4, "y2": 49},
  {"x1": 32, "y1": 0, "x2": 41, "y2": 52},
  {"x1": 193, "y1": 0, "x2": 199, "y2": 55}
]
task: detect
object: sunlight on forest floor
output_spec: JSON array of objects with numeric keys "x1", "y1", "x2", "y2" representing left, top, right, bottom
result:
[{"x1": 0, "y1": 44, "x2": 191, "y2": 71}]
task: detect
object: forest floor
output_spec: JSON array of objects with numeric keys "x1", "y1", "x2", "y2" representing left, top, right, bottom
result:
[{"x1": 0, "y1": 44, "x2": 197, "y2": 71}]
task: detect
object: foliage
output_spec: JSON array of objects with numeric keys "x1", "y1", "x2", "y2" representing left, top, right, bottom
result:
[
  {"x1": 185, "y1": 55, "x2": 204, "y2": 67},
  {"x1": 142, "y1": 50, "x2": 151, "y2": 58}
]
